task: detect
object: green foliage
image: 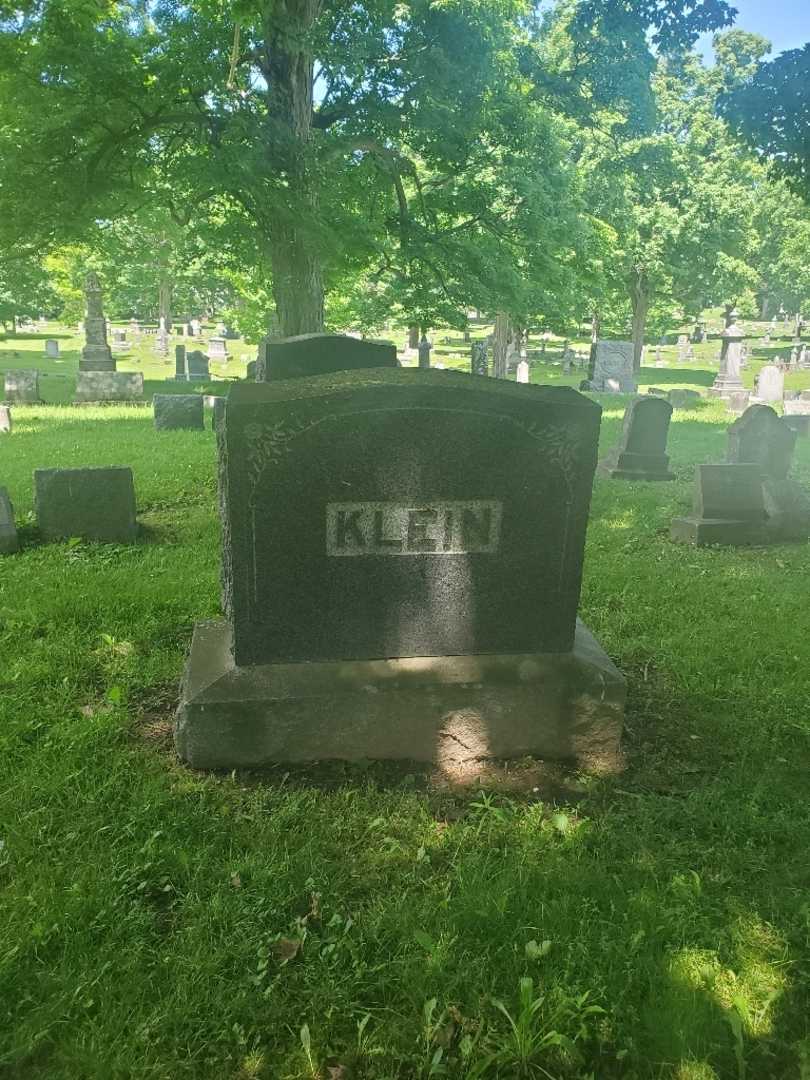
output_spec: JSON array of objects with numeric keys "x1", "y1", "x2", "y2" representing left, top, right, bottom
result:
[{"x1": 721, "y1": 43, "x2": 810, "y2": 202}]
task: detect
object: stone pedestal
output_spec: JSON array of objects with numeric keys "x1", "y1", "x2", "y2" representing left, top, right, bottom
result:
[
  {"x1": 74, "y1": 372, "x2": 143, "y2": 402},
  {"x1": 175, "y1": 618, "x2": 625, "y2": 770},
  {"x1": 671, "y1": 464, "x2": 767, "y2": 546},
  {"x1": 708, "y1": 322, "x2": 744, "y2": 398}
]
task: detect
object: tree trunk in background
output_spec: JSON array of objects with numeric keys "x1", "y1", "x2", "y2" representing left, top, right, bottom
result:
[
  {"x1": 629, "y1": 274, "x2": 648, "y2": 372},
  {"x1": 158, "y1": 279, "x2": 172, "y2": 331},
  {"x1": 408, "y1": 325, "x2": 419, "y2": 349},
  {"x1": 493, "y1": 312, "x2": 510, "y2": 378},
  {"x1": 263, "y1": 0, "x2": 324, "y2": 336},
  {"x1": 759, "y1": 292, "x2": 770, "y2": 320}
]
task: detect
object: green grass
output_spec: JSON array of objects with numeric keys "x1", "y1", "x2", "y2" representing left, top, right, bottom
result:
[{"x1": 1, "y1": 335, "x2": 809, "y2": 1079}]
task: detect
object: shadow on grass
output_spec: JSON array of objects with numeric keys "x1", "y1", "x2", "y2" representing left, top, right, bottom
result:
[{"x1": 639, "y1": 366, "x2": 717, "y2": 387}]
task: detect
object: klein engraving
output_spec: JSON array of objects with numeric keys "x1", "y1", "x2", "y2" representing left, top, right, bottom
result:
[{"x1": 326, "y1": 500, "x2": 502, "y2": 556}]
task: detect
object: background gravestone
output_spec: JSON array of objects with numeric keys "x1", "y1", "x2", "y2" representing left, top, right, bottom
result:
[
  {"x1": 35, "y1": 467, "x2": 138, "y2": 543},
  {"x1": 74, "y1": 372, "x2": 144, "y2": 403},
  {"x1": 186, "y1": 351, "x2": 210, "y2": 381},
  {"x1": 470, "y1": 341, "x2": 488, "y2": 376},
  {"x1": 0, "y1": 405, "x2": 11, "y2": 433},
  {"x1": 176, "y1": 369, "x2": 625, "y2": 769},
  {"x1": 174, "y1": 343, "x2": 187, "y2": 380},
  {"x1": 255, "y1": 333, "x2": 398, "y2": 381},
  {"x1": 589, "y1": 340, "x2": 637, "y2": 393},
  {"x1": 4, "y1": 370, "x2": 40, "y2": 403},
  {"x1": 727, "y1": 404, "x2": 794, "y2": 481},
  {"x1": 79, "y1": 272, "x2": 115, "y2": 372},
  {"x1": 668, "y1": 388, "x2": 700, "y2": 409},
  {"x1": 755, "y1": 364, "x2": 784, "y2": 403},
  {"x1": 208, "y1": 337, "x2": 228, "y2": 360},
  {"x1": 153, "y1": 394, "x2": 204, "y2": 431},
  {"x1": 45, "y1": 339, "x2": 60, "y2": 358},
  {"x1": 671, "y1": 464, "x2": 766, "y2": 545},
  {"x1": 708, "y1": 322, "x2": 745, "y2": 398},
  {"x1": 598, "y1": 396, "x2": 675, "y2": 480},
  {"x1": 0, "y1": 488, "x2": 19, "y2": 554}
]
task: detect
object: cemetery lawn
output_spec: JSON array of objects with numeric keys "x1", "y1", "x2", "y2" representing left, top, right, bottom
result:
[{"x1": 2, "y1": 351, "x2": 810, "y2": 1078}]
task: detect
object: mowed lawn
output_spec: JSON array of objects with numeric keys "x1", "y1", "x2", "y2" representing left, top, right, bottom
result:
[{"x1": 1, "y1": 342, "x2": 809, "y2": 1078}]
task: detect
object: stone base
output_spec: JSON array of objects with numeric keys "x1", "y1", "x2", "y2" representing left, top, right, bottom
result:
[
  {"x1": 174, "y1": 618, "x2": 625, "y2": 770},
  {"x1": 598, "y1": 451, "x2": 674, "y2": 481},
  {"x1": 670, "y1": 516, "x2": 766, "y2": 546},
  {"x1": 74, "y1": 371, "x2": 144, "y2": 403},
  {"x1": 707, "y1": 376, "x2": 744, "y2": 398}
]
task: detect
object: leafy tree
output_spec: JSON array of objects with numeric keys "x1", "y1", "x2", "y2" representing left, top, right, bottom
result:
[
  {"x1": 1, "y1": 0, "x2": 736, "y2": 338},
  {"x1": 721, "y1": 43, "x2": 810, "y2": 201}
]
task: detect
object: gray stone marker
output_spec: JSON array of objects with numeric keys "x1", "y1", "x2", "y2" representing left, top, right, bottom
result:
[
  {"x1": 726, "y1": 390, "x2": 751, "y2": 416},
  {"x1": 45, "y1": 339, "x2": 60, "y2": 359},
  {"x1": 80, "y1": 272, "x2": 115, "y2": 372},
  {"x1": 671, "y1": 464, "x2": 767, "y2": 546},
  {"x1": 35, "y1": 467, "x2": 137, "y2": 543},
  {"x1": 470, "y1": 341, "x2": 488, "y2": 376},
  {"x1": 754, "y1": 364, "x2": 784, "y2": 403},
  {"x1": 256, "y1": 333, "x2": 398, "y2": 381},
  {"x1": 708, "y1": 322, "x2": 745, "y2": 398},
  {"x1": 782, "y1": 414, "x2": 810, "y2": 438},
  {"x1": 668, "y1": 388, "x2": 701, "y2": 409},
  {"x1": 186, "y1": 350, "x2": 210, "y2": 381},
  {"x1": 174, "y1": 344, "x2": 187, "y2": 381},
  {"x1": 598, "y1": 396, "x2": 675, "y2": 481},
  {"x1": 588, "y1": 340, "x2": 637, "y2": 392},
  {"x1": 727, "y1": 404, "x2": 810, "y2": 540},
  {"x1": 208, "y1": 337, "x2": 228, "y2": 360},
  {"x1": 515, "y1": 359, "x2": 530, "y2": 384},
  {"x1": 783, "y1": 399, "x2": 810, "y2": 416},
  {"x1": 245, "y1": 360, "x2": 257, "y2": 381},
  {"x1": 0, "y1": 405, "x2": 10, "y2": 433},
  {"x1": 0, "y1": 488, "x2": 19, "y2": 554},
  {"x1": 4, "y1": 370, "x2": 40, "y2": 403},
  {"x1": 74, "y1": 372, "x2": 144, "y2": 402},
  {"x1": 418, "y1": 336, "x2": 432, "y2": 369},
  {"x1": 207, "y1": 395, "x2": 226, "y2": 430},
  {"x1": 153, "y1": 394, "x2": 204, "y2": 431},
  {"x1": 175, "y1": 369, "x2": 625, "y2": 771}
]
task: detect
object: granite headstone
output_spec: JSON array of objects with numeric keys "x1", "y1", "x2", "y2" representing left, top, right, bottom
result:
[
  {"x1": 35, "y1": 467, "x2": 137, "y2": 543},
  {"x1": 589, "y1": 340, "x2": 637, "y2": 393},
  {"x1": 0, "y1": 405, "x2": 11, "y2": 433},
  {"x1": 255, "y1": 333, "x2": 398, "y2": 381},
  {"x1": 153, "y1": 394, "x2": 204, "y2": 431},
  {"x1": 186, "y1": 351, "x2": 210, "y2": 381},
  {"x1": 80, "y1": 272, "x2": 115, "y2": 372},
  {"x1": 45, "y1": 339, "x2": 60, "y2": 358},
  {"x1": 4, "y1": 370, "x2": 40, "y2": 403},
  {"x1": 176, "y1": 369, "x2": 625, "y2": 770},
  {"x1": 0, "y1": 487, "x2": 18, "y2": 554},
  {"x1": 74, "y1": 372, "x2": 144, "y2": 403},
  {"x1": 598, "y1": 396, "x2": 675, "y2": 480},
  {"x1": 671, "y1": 464, "x2": 767, "y2": 546}
]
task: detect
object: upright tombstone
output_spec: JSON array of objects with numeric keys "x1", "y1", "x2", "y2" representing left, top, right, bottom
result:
[
  {"x1": 256, "y1": 333, "x2": 398, "y2": 381},
  {"x1": 726, "y1": 390, "x2": 750, "y2": 416},
  {"x1": 74, "y1": 372, "x2": 144, "y2": 403},
  {"x1": 515, "y1": 359, "x2": 530, "y2": 384},
  {"x1": 708, "y1": 321, "x2": 745, "y2": 398},
  {"x1": 0, "y1": 405, "x2": 11, "y2": 433},
  {"x1": 208, "y1": 337, "x2": 228, "y2": 360},
  {"x1": 45, "y1": 339, "x2": 60, "y2": 359},
  {"x1": 245, "y1": 360, "x2": 257, "y2": 381},
  {"x1": 470, "y1": 341, "x2": 488, "y2": 376},
  {"x1": 671, "y1": 464, "x2": 767, "y2": 546},
  {"x1": 598, "y1": 396, "x2": 675, "y2": 481},
  {"x1": 153, "y1": 394, "x2": 204, "y2": 431},
  {"x1": 35, "y1": 467, "x2": 138, "y2": 543},
  {"x1": 175, "y1": 370, "x2": 625, "y2": 770},
  {"x1": 418, "y1": 336, "x2": 432, "y2": 369},
  {"x1": 677, "y1": 334, "x2": 689, "y2": 361},
  {"x1": 727, "y1": 404, "x2": 810, "y2": 540},
  {"x1": 186, "y1": 350, "x2": 210, "y2": 381},
  {"x1": 0, "y1": 488, "x2": 19, "y2": 554},
  {"x1": 174, "y1": 343, "x2": 187, "y2": 381},
  {"x1": 588, "y1": 340, "x2": 637, "y2": 393},
  {"x1": 80, "y1": 272, "x2": 115, "y2": 372},
  {"x1": 4, "y1": 370, "x2": 41, "y2": 403},
  {"x1": 754, "y1": 364, "x2": 784, "y2": 403},
  {"x1": 668, "y1": 388, "x2": 701, "y2": 409}
]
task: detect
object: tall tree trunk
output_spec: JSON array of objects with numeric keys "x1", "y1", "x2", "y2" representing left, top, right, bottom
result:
[
  {"x1": 263, "y1": 0, "x2": 325, "y2": 337},
  {"x1": 493, "y1": 312, "x2": 510, "y2": 379},
  {"x1": 158, "y1": 278, "x2": 172, "y2": 332},
  {"x1": 408, "y1": 324, "x2": 419, "y2": 349},
  {"x1": 629, "y1": 272, "x2": 648, "y2": 372}
]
